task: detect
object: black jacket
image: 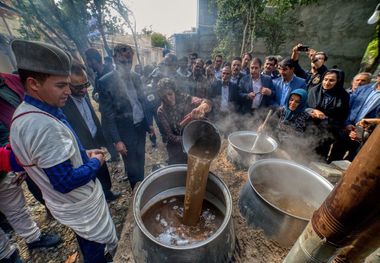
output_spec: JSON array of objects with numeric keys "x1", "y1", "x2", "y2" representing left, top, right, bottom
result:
[
  {"x1": 208, "y1": 80, "x2": 240, "y2": 117},
  {"x1": 293, "y1": 59, "x2": 328, "y2": 91},
  {"x1": 307, "y1": 69, "x2": 349, "y2": 129},
  {"x1": 63, "y1": 96, "x2": 106, "y2": 149},
  {"x1": 238, "y1": 74, "x2": 275, "y2": 114},
  {"x1": 98, "y1": 70, "x2": 148, "y2": 144}
]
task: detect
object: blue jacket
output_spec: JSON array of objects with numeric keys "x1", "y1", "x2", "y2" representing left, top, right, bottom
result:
[
  {"x1": 238, "y1": 74, "x2": 275, "y2": 113},
  {"x1": 346, "y1": 83, "x2": 380, "y2": 125},
  {"x1": 273, "y1": 75, "x2": 306, "y2": 107}
]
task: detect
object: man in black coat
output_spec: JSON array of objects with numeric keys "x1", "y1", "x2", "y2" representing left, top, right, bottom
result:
[
  {"x1": 209, "y1": 66, "x2": 239, "y2": 115},
  {"x1": 98, "y1": 44, "x2": 149, "y2": 190},
  {"x1": 62, "y1": 61, "x2": 120, "y2": 201}
]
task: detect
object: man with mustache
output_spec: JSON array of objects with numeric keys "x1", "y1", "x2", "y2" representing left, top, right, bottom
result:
[
  {"x1": 230, "y1": 57, "x2": 245, "y2": 86},
  {"x1": 62, "y1": 61, "x2": 120, "y2": 202},
  {"x1": 188, "y1": 58, "x2": 209, "y2": 98},
  {"x1": 98, "y1": 44, "x2": 149, "y2": 190},
  {"x1": 291, "y1": 43, "x2": 328, "y2": 91}
]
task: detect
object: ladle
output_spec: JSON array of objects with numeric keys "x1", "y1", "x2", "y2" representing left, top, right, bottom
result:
[{"x1": 250, "y1": 109, "x2": 273, "y2": 152}]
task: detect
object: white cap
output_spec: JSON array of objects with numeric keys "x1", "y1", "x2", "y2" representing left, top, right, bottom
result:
[{"x1": 368, "y1": 3, "x2": 380, "y2": 24}]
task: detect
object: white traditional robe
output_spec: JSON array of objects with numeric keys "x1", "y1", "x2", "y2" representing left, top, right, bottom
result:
[{"x1": 10, "y1": 102, "x2": 118, "y2": 251}]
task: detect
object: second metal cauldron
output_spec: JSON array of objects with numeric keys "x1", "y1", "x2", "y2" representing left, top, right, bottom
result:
[
  {"x1": 132, "y1": 165, "x2": 235, "y2": 263},
  {"x1": 239, "y1": 159, "x2": 333, "y2": 247},
  {"x1": 227, "y1": 131, "x2": 278, "y2": 169}
]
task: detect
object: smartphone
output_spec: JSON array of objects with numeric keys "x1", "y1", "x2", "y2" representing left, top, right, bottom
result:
[
  {"x1": 297, "y1": 45, "x2": 309, "y2": 52},
  {"x1": 355, "y1": 125, "x2": 364, "y2": 140}
]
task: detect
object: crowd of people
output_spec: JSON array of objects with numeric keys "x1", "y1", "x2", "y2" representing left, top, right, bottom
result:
[
  {"x1": 128, "y1": 44, "x2": 378, "y2": 165},
  {"x1": 0, "y1": 38, "x2": 379, "y2": 263}
]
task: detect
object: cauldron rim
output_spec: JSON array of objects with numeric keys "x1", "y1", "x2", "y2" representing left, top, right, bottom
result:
[
  {"x1": 228, "y1": 131, "x2": 278, "y2": 155},
  {"x1": 182, "y1": 119, "x2": 222, "y2": 157},
  {"x1": 133, "y1": 164, "x2": 233, "y2": 250},
  {"x1": 247, "y1": 158, "x2": 333, "y2": 221}
]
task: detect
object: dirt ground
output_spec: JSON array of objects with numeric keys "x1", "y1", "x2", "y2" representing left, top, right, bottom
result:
[
  {"x1": 14, "y1": 136, "x2": 289, "y2": 263},
  {"x1": 114, "y1": 139, "x2": 289, "y2": 263}
]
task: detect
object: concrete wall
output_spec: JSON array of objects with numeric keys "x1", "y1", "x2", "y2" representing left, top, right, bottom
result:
[
  {"x1": 253, "y1": 0, "x2": 377, "y2": 85},
  {"x1": 174, "y1": 0, "x2": 377, "y2": 85},
  {"x1": 173, "y1": 0, "x2": 217, "y2": 59}
]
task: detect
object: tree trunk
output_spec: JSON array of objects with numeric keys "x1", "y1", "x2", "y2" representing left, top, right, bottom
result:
[
  {"x1": 93, "y1": 0, "x2": 112, "y2": 57},
  {"x1": 112, "y1": 0, "x2": 142, "y2": 66},
  {"x1": 249, "y1": 9, "x2": 257, "y2": 53},
  {"x1": 240, "y1": 13, "x2": 249, "y2": 55},
  {"x1": 44, "y1": 0, "x2": 89, "y2": 59}
]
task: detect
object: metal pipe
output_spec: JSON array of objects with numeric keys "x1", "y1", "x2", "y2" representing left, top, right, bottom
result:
[
  {"x1": 332, "y1": 213, "x2": 380, "y2": 263},
  {"x1": 365, "y1": 248, "x2": 380, "y2": 263},
  {"x1": 284, "y1": 125, "x2": 380, "y2": 262}
]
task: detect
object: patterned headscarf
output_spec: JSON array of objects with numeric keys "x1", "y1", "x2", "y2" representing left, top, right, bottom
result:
[{"x1": 283, "y1": 89, "x2": 308, "y2": 121}]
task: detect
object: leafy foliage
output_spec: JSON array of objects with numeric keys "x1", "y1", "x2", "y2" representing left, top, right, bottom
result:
[
  {"x1": 361, "y1": 25, "x2": 379, "y2": 72},
  {"x1": 8, "y1": 0, "x2": 126, "y2": 59},
  {"x1": 151, "y1": 32, "x2": 171, "y2": 48},
  {"x1": 211, "y1": 0, "x2": 319, "y2": 57}
]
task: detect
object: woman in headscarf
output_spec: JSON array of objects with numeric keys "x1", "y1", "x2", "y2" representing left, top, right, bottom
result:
[
  {"x1": 306, "y1": 68, "x2": 350, "y2": 162},
  {"x1": 157, "y1": 78, "x2": 212, "y2": 165},
  {"x1": 262, "y1": 89, "x2": 309, "y2": 143}
]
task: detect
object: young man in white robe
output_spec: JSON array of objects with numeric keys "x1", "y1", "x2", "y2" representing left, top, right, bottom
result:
[{"x1": 9, "y1": 40, "x2": 117, "y2": 263}]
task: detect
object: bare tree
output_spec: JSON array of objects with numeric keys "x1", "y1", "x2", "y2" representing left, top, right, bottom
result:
[
  {"x1": 110, "y1": 0, "x2": 142, "y2": 65},
  {"x1": 90, "y1": 0, "x2": 112, "y2": 57}
]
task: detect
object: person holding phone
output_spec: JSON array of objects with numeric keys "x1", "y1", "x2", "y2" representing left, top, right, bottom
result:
[
  {"x1": 291, "y1": 43, "x2": 328, "y2": 91},
  {"x1": 329, "y1": 72, "x2": 380, "y2": 161}
]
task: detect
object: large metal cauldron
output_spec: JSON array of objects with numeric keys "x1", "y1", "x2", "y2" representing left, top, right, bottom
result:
[
  {"x1": 132, "y1": 165, "x2": 235, "y2": 263},
  {"x1": 227, "y1": 131, "x2": 278, "y2": 169},
  {"x1": 239, "y1": 159, "x2": 333, "y2": 247},
  {"x1": 182, "y1": 119, "x2": 221, "y2": 155}
]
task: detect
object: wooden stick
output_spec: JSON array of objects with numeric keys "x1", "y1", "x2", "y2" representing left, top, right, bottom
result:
[
  {"x1": 179, "y1": 113, "x2": 192, "y2": 127},
  {"x1": 251, "y1": 109, "x2": 273, "y2": 151}
]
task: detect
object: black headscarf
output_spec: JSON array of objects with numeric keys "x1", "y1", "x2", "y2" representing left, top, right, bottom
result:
[{"x1": 307, "y1": 69, "x2": 349, "y2": 125}]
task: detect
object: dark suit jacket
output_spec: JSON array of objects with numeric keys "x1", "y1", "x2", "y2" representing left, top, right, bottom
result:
[
  {"x1": 208, "y1": 80, "x2": 239, "y2": 117},
  {"x1": 238, "y1": 74, "x2": 275, "y2": 114},
  {"x1": 98, "y1": 70, "x2": 149, "y2": 144},
  {"x1": 209, "y1": 80, "x2": 239, "y2": 100},
  {"x1": 63, "y1": 95, "x2": 105, "y2": 149}
]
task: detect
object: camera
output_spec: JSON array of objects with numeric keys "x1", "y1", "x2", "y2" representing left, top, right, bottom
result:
[{"x1": 297, "y1": 45, "x2": 309, "y2": 52}]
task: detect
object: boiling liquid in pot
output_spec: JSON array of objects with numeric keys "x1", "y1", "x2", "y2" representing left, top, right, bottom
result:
[
  {"x1": 142, "y1": 195, "x2": 223, "y2": 246},
  {"x1": 254, "y1": 182, "x2": 317, "y2": 219}
]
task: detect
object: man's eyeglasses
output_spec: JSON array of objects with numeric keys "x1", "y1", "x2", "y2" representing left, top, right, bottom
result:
[{"x1": 70, "y1": 81, "x2": 91, "y2": 90}]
